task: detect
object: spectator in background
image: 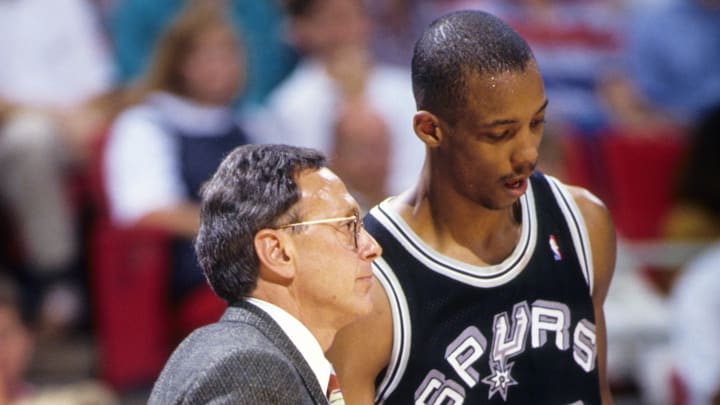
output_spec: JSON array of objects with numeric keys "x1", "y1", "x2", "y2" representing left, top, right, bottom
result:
[
  {"x1": 0, "y1": 0, "x2": 115, "y2": 332},
  {"x1": 365, "y1": 0, "x2": 439, "y2": 67},
  {"x1": 604, "y1": 107, "x2": 720, "y2": 405},
  {"x1": 107, "y1": 0, "x2": 297, "y2": 107},
  {"x1": 604, "y1": 0, "x2": 720, "y2": 128},
  {"x1": 0, "y1": 276, "x2": 119, "y2": 405},
  {"x1": 104, "y1": 2, "x2": 250, "y2": 307},
  {"x1": 634, "y1": 103, "x2": 720, "y2": 297},
  {"x1": 662, "y1": 104, "x2": 720, "y2": 242},
  {"x1": 0, "y1": 276, "x2": 35, "y2": 404},
  {"x1": 669, "y1": 241, "x2": 720, "y2": 405},
  {"x1": 250, "y1": 0, "x2": 424, "y2": 211}
]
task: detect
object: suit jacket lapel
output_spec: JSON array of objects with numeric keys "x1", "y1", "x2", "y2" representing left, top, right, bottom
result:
[{"x1": 223, "y1": 301, "x2": 329, "y2": 404}]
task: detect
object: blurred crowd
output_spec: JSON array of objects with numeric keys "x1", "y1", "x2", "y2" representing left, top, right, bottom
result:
[{"x1": 0, "y1": 0, "x2": 718, "y2": 403}]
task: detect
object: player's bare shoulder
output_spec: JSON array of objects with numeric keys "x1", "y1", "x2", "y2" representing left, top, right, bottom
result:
[
  {"x1": 565, "y1": 184, "x2": 616, "y2": 298},
  {"x1": 564, "y1": 185, "x2": 614, "y2": 236},
  {"x1": 565, "y1": 185, "x2": 607, "y2": 217},
  {"x1": 564, "y1": 184, "x2": 615, "y2": 248}
]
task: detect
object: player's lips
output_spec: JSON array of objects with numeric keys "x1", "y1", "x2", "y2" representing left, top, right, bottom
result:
[{"x1": 504, "y1": 176, "x2": 528, "y2": 196}]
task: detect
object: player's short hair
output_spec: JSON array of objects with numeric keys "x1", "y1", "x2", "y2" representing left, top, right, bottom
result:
[{"x1": 412, "y1": 10, "x2": 535, "y2": 125}]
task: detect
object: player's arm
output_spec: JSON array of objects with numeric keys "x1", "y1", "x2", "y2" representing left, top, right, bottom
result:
[
  {"x1": 327, "y1": 275, "x2": 393, "y2": 405},
  {"x1": 568, "y1": 186, "x2": 617, "y2": 405}
]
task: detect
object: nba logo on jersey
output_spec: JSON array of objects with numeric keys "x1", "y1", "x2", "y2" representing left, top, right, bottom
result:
[{"x1": 549, "y1": 234, "x2": 562, "y2": 261}]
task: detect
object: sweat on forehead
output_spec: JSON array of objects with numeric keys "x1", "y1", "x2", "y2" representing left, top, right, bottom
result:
[{"x1": 297, "y1": 168, "x2": 355, "y2": 209}]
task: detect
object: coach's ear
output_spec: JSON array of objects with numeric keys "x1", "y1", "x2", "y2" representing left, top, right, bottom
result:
[
  {"x1": 413, "y1": 110, "x2": 443, "y2": 147},
  {"x1": 254, "y1": 229, "x2": 295, "y2": 284}
]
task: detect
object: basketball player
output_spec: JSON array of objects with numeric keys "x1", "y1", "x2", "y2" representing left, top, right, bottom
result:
[{"x1": 327, "y1": 10, "x2": 616, "y2": 404}]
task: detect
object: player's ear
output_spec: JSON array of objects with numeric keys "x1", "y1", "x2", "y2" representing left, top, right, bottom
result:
[
  {"x1": 414, "y1": 110, "x2": 443, "y2": 147},
  {"x1": 254, "y1": 229, "x2": 295, "y2": 284}
]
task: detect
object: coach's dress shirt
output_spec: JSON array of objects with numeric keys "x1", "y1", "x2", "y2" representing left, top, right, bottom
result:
[{"x1": 246, "y1": 297, "x2": 333, "y2": 395}]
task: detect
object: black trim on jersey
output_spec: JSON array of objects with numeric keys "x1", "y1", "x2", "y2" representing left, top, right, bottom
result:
[
  {"x1": 548, "y1": 178, "x2": 593, "y2": 293},
  {"x1": 372, "y1": 259, "x2": 407, "y2": 402},
  {"x1": 374, "y1": 194, "x2": 533, "y2": 280}
]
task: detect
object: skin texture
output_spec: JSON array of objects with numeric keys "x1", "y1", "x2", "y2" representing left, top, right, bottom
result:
[
  {"x1": 327, "y1": 63, "x2": 616, "y2": 404},
  {"x1": 251, "y1": 168, "x2": 383, "y2": 351}
]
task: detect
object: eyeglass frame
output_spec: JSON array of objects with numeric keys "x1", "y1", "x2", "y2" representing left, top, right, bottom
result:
[{"x1": 276, "y1": 212, "x2": 362, "y2": 250}]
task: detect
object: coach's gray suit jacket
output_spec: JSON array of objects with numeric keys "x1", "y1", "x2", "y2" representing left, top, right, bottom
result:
[{"x1": 148, "y1": 300, "x2": 329, "y2": 404}]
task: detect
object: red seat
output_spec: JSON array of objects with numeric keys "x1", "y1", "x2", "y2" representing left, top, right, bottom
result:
[
  {"x1": 557, "y1": 132, "x2": 603, "y2": 192},
  {"x1": 593, "y1": 127, "x2": 690, "y2": 293},
  {"x1": 596, "y1": 127, "x2": 688, "y2": 240},
  {"x1": 89, "y1": 221, "x2": 173, "y2": 389},
  {"x1": 670, "y1": 368, "x2": 689, "y2": 405},
  {"x1": 86, "y1": 129, "x2": 225, "y2": 391}
]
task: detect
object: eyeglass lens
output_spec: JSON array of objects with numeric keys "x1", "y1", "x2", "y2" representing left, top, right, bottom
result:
[{"x1": 351, "y1": 214, "x2": 361, "y2": 249}]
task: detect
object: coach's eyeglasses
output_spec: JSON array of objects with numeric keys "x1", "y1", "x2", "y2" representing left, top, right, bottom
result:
[{"x1": 277, "y1": 212, "x2": 362, "y2": 250}]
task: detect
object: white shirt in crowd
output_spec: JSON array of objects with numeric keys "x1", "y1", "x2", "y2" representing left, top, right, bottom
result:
[
  {"x1": 104, "y1": 92, "x2": 241, "y2": 225},
  {"x1": 670, "y1": 242, "x2": 720, "y2": 405},
  {"x1": 0, "y1": 0, "x2": 113, "y2": 108},
  {"x1": 246, "y1": 59, "x2": 424, "y2": 196}
]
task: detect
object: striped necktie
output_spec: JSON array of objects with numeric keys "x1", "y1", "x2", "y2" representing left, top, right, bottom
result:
[{"x1": 327, "y1": 372, "x2": 345, "y2": 404}]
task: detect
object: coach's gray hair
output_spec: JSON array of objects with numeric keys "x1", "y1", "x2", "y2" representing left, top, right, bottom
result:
[{"x1": 195, "y1": 144, "x2": 326, "y2": 303}]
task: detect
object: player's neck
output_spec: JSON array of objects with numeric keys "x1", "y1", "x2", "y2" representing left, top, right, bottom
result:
[{"x1": 393, "y1": 185, "x2": 522, "y2": 265}]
